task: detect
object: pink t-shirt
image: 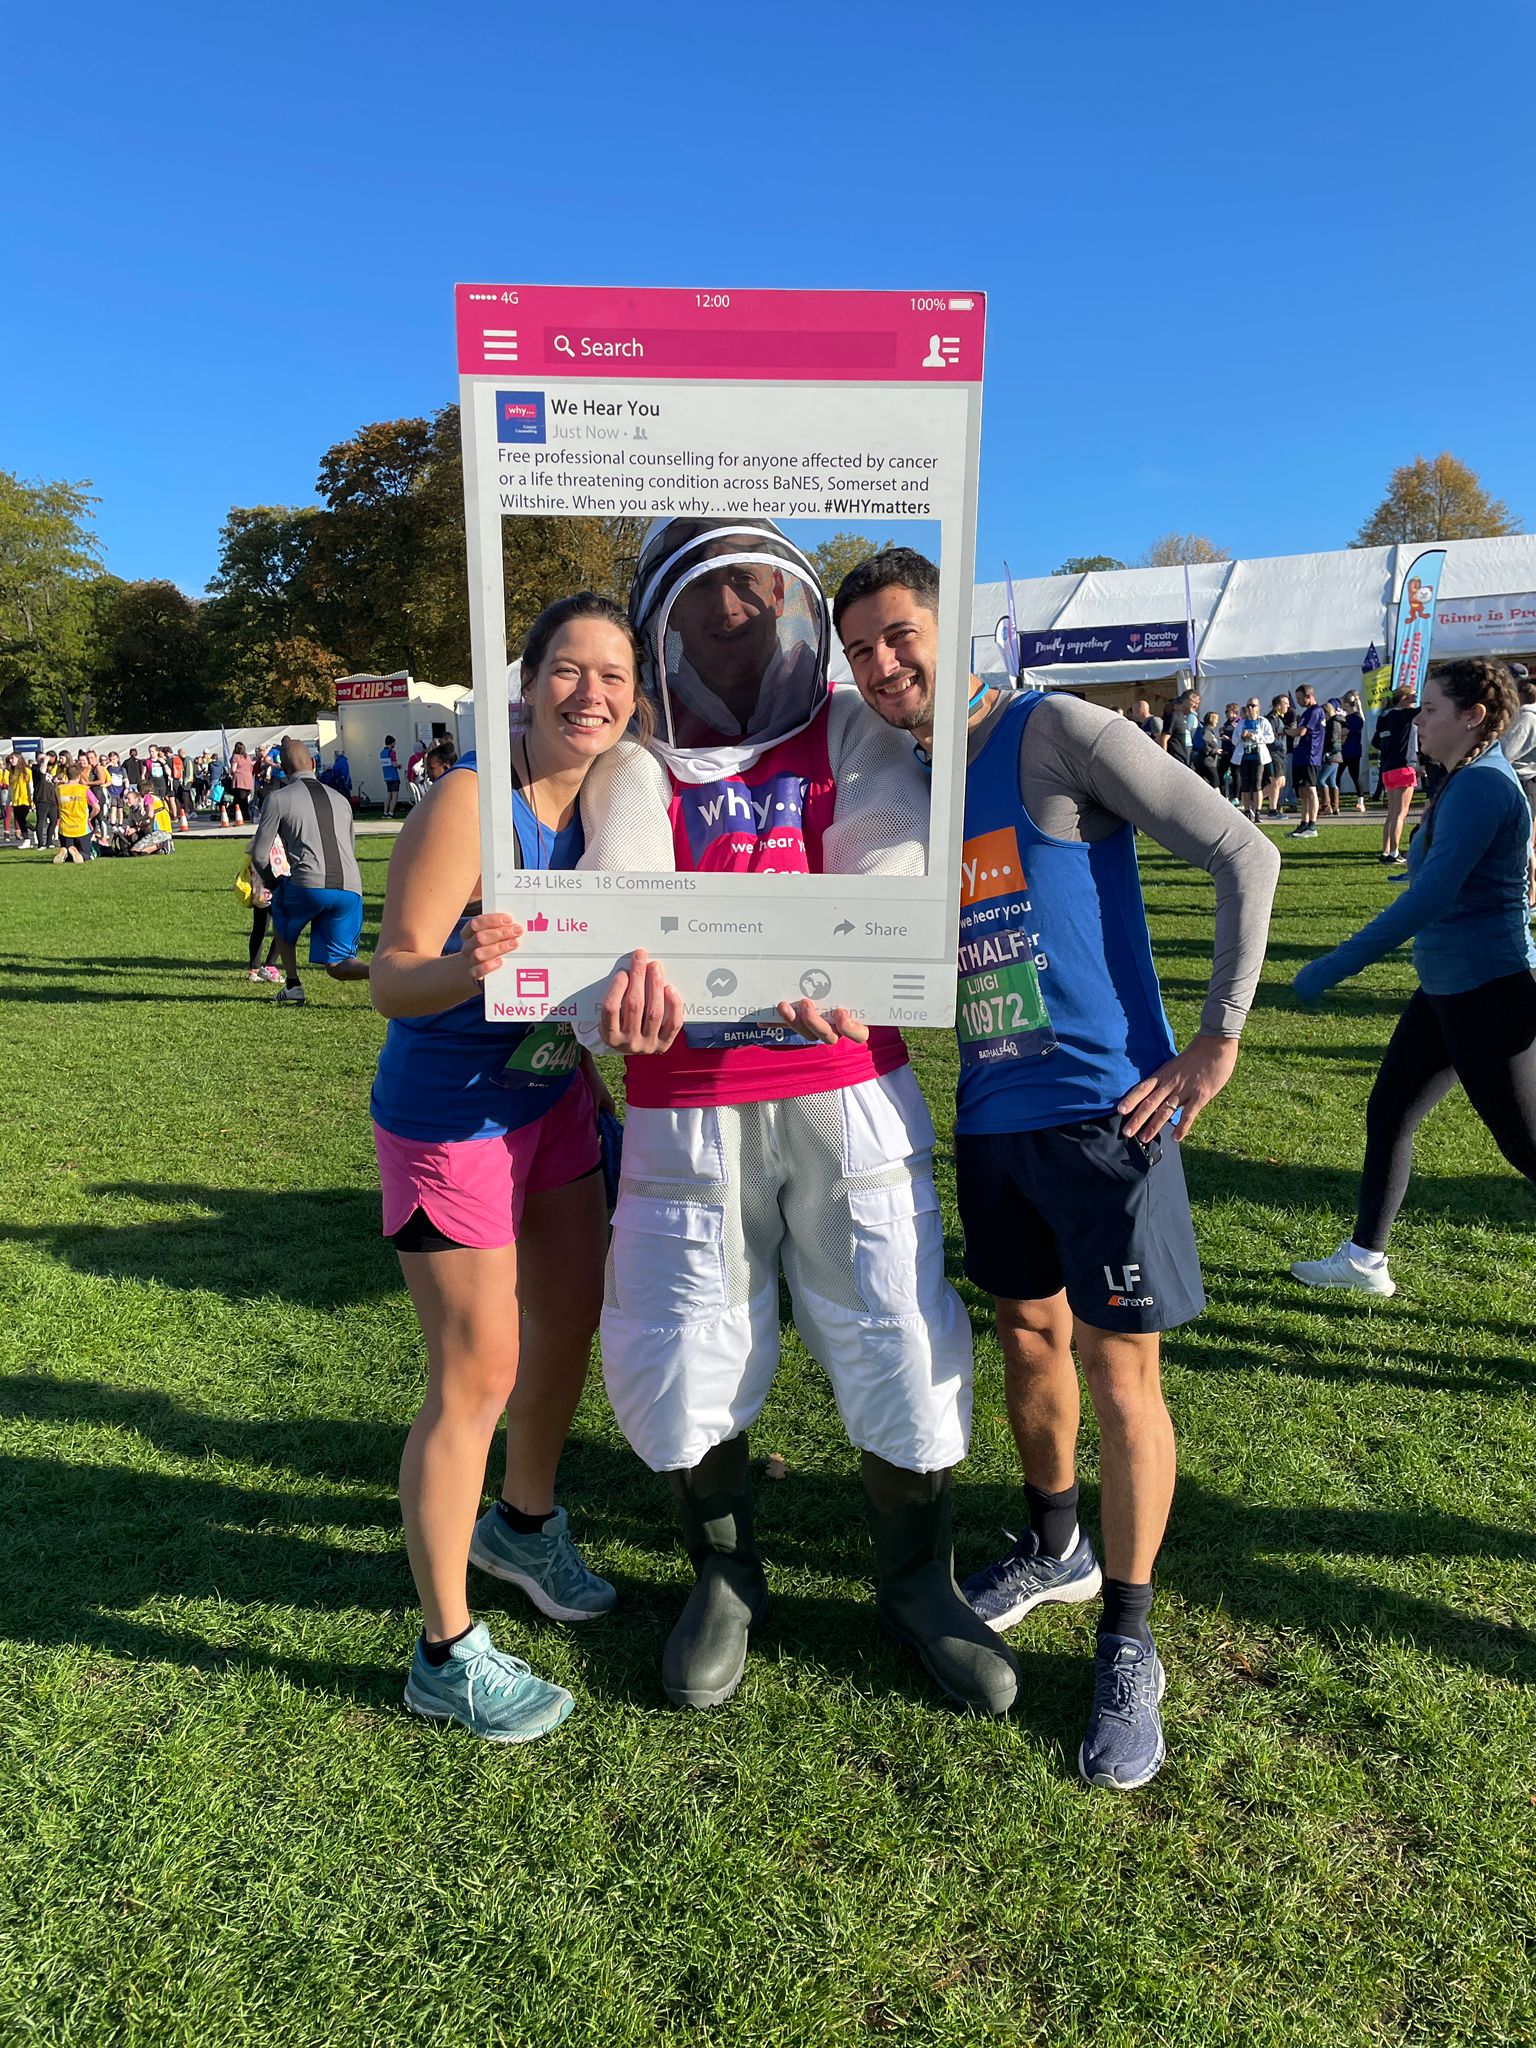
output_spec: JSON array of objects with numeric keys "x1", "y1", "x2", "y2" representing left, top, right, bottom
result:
[{"x1": 624, "y1": 707, "x2": 908, "y2": 1111}]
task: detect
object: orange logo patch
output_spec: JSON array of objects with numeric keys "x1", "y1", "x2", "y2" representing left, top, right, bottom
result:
[{"x1": 961, "y1": 827, "x2": 1025, "y2": 908}]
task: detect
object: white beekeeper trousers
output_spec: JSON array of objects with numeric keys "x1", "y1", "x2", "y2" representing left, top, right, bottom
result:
[{"x1": 601, "y1": 1066, "x2": 973, "y2": 1474}]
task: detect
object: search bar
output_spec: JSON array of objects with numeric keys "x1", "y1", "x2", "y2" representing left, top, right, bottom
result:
[{"x1": 542, "y1": 327, "x2": 899, "y2": 371}]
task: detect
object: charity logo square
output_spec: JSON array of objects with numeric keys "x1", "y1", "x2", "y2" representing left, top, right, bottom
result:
[{"x1": 494, "y1": 390, "x2": 546, "y2": 443}]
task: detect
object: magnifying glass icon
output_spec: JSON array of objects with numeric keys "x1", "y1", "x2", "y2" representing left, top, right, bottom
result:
[{"x1": 553, "y1": 334, "x2": 576, "y2": 359}]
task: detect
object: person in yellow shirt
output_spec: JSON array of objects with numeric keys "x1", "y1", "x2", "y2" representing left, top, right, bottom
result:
[
  {"x1": 5, "y1": 754, "x2": 33, "y2": 846},
  {"x1": 52, "y1": 755, "x2": 92, "y2": 864}
]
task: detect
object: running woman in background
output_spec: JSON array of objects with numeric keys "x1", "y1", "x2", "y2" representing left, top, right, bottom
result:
[
  {"x1": 1292, "y1": 660, "x2": 1536, "y2": 1295},
  {"x1": 369, "y1": 593, "x2": 652, "y2": 1744}
]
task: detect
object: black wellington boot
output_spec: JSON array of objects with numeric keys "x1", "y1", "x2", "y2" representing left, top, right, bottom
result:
[
  {"x1": 662, "y1": 1433, "x2": 771, "y2": 1709},
  {"x1": 862, "y1": 1451, "x2": 1021, "y2": 1716}
]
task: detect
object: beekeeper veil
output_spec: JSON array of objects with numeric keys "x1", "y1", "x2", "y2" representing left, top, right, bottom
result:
[{"x1": 628, "y1": 518, "x2": 831, "y2": 774}]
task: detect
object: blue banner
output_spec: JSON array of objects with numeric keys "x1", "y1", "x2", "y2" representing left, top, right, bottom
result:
[
  {"x1": 1390, "y1": 549, "x2": 1447, "y2": 704},
  {"x1": 1013, "y1": 620, "x2": 1191, "y2": 668}
]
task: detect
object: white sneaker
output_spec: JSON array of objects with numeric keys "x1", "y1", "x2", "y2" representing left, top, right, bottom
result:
[{"x1": 1291, "y1": 1241, "x2": 1396, "y2": 1296}]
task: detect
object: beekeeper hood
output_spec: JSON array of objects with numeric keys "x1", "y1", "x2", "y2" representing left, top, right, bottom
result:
[{"x1": 628, "y1": 517, "x2": 831, "y2": 781}]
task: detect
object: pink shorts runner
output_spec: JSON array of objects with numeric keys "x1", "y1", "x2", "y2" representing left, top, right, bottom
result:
[
  {"x1": 374, "y1": 1073, "x2": 600, "y2": 1250},
  {"x1": 1381, "y1": 766, "x2": 1418, "y2": 791}
]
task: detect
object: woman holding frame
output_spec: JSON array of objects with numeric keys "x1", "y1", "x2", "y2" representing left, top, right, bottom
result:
[{"x1": 370, "y1": 592, "x2": 650, "y2": 1743}]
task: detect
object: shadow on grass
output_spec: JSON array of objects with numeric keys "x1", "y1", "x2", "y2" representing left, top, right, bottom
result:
[
  {"x1": 5, "y1": 986, "x2": 262, "y2": 1005},
  {"x1": 0, "y1": 1184, "x2": 398, "y2": 1308},
  {"x1": 0, "y1": 953, "x2": 239, "y2": 974},
  {"x1": 0, "y1": 1372, "x2": 1084, "y2": 1737},
  {"x1": 2, "y1": 1373, "x2": 1532, "y2": 1725},
  {"x1": 1184, "y1": 1152, "x2": 1536, "y2": 1236}
]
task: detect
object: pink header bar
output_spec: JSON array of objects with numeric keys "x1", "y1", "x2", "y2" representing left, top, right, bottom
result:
[{"x1": 456, "y1": 284, "x2": 984, "y2": 383}]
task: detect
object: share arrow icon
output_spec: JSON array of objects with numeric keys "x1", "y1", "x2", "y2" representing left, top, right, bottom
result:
[{"x1": 834, "y1": 920, "x2": 854, "y2": 936}]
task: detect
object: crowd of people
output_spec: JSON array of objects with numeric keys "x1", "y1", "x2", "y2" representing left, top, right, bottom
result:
[
  {"x1": 295, "y1": 523, "x2": 1532, "y2": 1788},
  {"x1": 1127, "y1": 668, "x2": 1536, "y2": 869},
  {"x1": 4, "y1": 748, "x2": 178, "y2": 859},
  {"x1": 3, "y1": 734, "x2": 462, "y2": 868},
  {"x1": 1129, "y1": 686, "x2": 1392, "y2": 835}
]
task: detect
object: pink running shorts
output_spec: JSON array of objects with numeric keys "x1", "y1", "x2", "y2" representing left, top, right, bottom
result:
[{"x1": 374, "y1": 1072, "x2": 600, "y2": 1250}]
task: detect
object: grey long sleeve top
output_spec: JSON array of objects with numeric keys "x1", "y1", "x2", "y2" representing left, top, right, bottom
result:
[
  {"x1": 968, "y1": 692, "x2": 1281, "y2": 1039},
  {"x1": 249, "y1": 773, "x2": 363, "y2": 895}
]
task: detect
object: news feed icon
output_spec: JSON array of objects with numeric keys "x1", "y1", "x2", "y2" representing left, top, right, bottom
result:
[{"x1": 495, "y1": 391, "x2": 546, "y2": 444}]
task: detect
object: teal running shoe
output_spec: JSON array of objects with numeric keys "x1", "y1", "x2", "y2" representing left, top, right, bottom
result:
[
  {"x1": 402, "y1": 1622, "x2": 573, "y2": 1743},
  {"x1": 469, "y1": 1505, "x2": 617, "y2": 1621}
]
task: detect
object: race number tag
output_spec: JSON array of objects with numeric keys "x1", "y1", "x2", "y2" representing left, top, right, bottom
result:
[{"x1": 498, "y1": 1021, "x2": 581, "y2": 1083}]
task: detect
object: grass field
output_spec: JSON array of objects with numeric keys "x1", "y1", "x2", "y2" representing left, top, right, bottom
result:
[{"x1": 1, "y1": 830, "x2": 1532, "y2": 2047}]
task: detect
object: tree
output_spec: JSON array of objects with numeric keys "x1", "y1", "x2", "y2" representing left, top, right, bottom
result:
[
  {"x1": 302, "y1": 418, "x2": 437, "y2": 670},
  {"x1": 1054, "y1": 554, "x2": 1126, "y2": 576},
  {"x1": 1139, "y1": 533, "x2": 1229, "y2": 567},
  {"x1": 91, "y1": 581, "x2": 210, "y2": 730},
  {"x1": 217, "y1": 632, "x2": 347, "y2": 726},
  {"x1": 404, "y1": 405, "x2": 644, "y2": 683},
  {"x1": 0, "y1": 470, "x2": 105, "y2": 730},
  {"x1": 809, "y1": 531, "x2": 877, "y2": 602},
  {"x1": 205, "y1": 505, "x2": 321, "y2": 644},
  {"x1": 1352, "y1": 452, "x2": 1521, "y2": 548}
]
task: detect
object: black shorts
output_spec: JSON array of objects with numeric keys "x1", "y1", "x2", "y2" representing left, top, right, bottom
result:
[
  {"x1": 1239, "y1": 759, "x2": 1263, "y2": 792},
  {"x1": 954, "y1": 1116, "x2": 1206, "y2": 1333},
  {"x1": 1290, "y1": 760, "x2": 1318, "y2": 788},
  {"x1": 387, "y1": 1204, "x2": 474, "y2": 1254}
]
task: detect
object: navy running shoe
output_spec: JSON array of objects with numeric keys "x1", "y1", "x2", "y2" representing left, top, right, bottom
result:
[
  {"x1": 1078, "y1": 1632, "x2": 1167, "y2": 1790},
  {"x1": 961, "y1": 1528, "x2": 1103, "y2": 1633}
]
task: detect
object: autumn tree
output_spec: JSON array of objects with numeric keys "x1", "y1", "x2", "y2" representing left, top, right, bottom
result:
[
  {"x1": 1352, "y1": 452, "x2": 1521, "y2": 547},
  {"x1": 1139, "y1": 533, "x2": 1229, "y2": 567},
  {"x1": 217, "y1": 632, "x2": 347, "y2": 726},
  {"x1": 1054, "y1": 554, "x2": 1126, "y2": 575}
]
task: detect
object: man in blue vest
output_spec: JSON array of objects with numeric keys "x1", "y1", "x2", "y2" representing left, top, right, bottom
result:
[{"x1": 794, "y1": 548, "x2": 1279, "y2": 1789}]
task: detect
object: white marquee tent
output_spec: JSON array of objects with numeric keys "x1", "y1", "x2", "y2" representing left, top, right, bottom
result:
[
  {"x1": 18, "y1": 722, "x2": 327, "y2": 760},
  {"x1": 972, "y1": 536, "x2": 1536, "y2": 704}
]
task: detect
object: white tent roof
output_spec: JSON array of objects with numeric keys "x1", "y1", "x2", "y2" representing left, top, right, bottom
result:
[
  {"x1": 973, "y1": 536, "x2": 1536, "y2": 701},
  {"x1": 26, "y1": 722, "x2": 322, "y2": 758}
]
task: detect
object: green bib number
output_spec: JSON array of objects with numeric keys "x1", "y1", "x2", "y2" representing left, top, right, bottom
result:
[{"x1": 501, "y1": 1021, "x2": 581, "y2": 1080}]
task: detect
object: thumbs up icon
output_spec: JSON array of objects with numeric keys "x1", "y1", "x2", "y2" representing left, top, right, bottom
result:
[{"x1": 526, "y1": 911, "x2": 549, "y2": 933}]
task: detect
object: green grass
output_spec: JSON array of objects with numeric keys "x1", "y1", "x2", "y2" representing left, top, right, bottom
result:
[{"x1": 1, "y1": 831, "x2": 1533, "y2": 2047}]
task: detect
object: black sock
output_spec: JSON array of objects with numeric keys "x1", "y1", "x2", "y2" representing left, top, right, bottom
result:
[
  {"x1": 495, "y1": 1497, "x2": 551, "y2": 1536},
  {"x1": 1100, "y1": 1578, "x2": 1155, "y2": 1649},
  {"x1": 420, "y1": 1621, "x2": 475, "y2": 1667},
  {"x1": 1025, "y1": 1480, "x2": 1079, "y2": 1560}
]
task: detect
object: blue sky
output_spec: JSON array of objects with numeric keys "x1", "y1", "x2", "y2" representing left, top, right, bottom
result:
[{"x1": 3, "y1": 0, "x2": 1532, "y2": 598}]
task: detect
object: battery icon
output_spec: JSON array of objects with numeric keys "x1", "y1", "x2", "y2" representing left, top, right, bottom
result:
[{"x1": 948, "y1": 296, "x2": 976, "y2": 311}]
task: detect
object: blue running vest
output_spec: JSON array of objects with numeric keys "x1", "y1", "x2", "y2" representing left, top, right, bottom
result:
[{"x1": 956, "y1": 692, "x2": 1176, "y2": 1136}]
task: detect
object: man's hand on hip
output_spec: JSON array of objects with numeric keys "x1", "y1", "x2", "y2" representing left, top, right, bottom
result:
[{"x1": 1118, "y1": 1033, "x2": 1240, "y2": 1143}]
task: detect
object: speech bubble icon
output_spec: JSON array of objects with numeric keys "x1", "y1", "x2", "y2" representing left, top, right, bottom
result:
[{"x1": 660, "y1": 916, "x2": 679, "y2": 933}]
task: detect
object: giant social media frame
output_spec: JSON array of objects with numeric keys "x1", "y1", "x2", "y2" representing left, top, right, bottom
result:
[{"x1": 456, "y1": 283, "x2": 985, "y2": 1032}]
